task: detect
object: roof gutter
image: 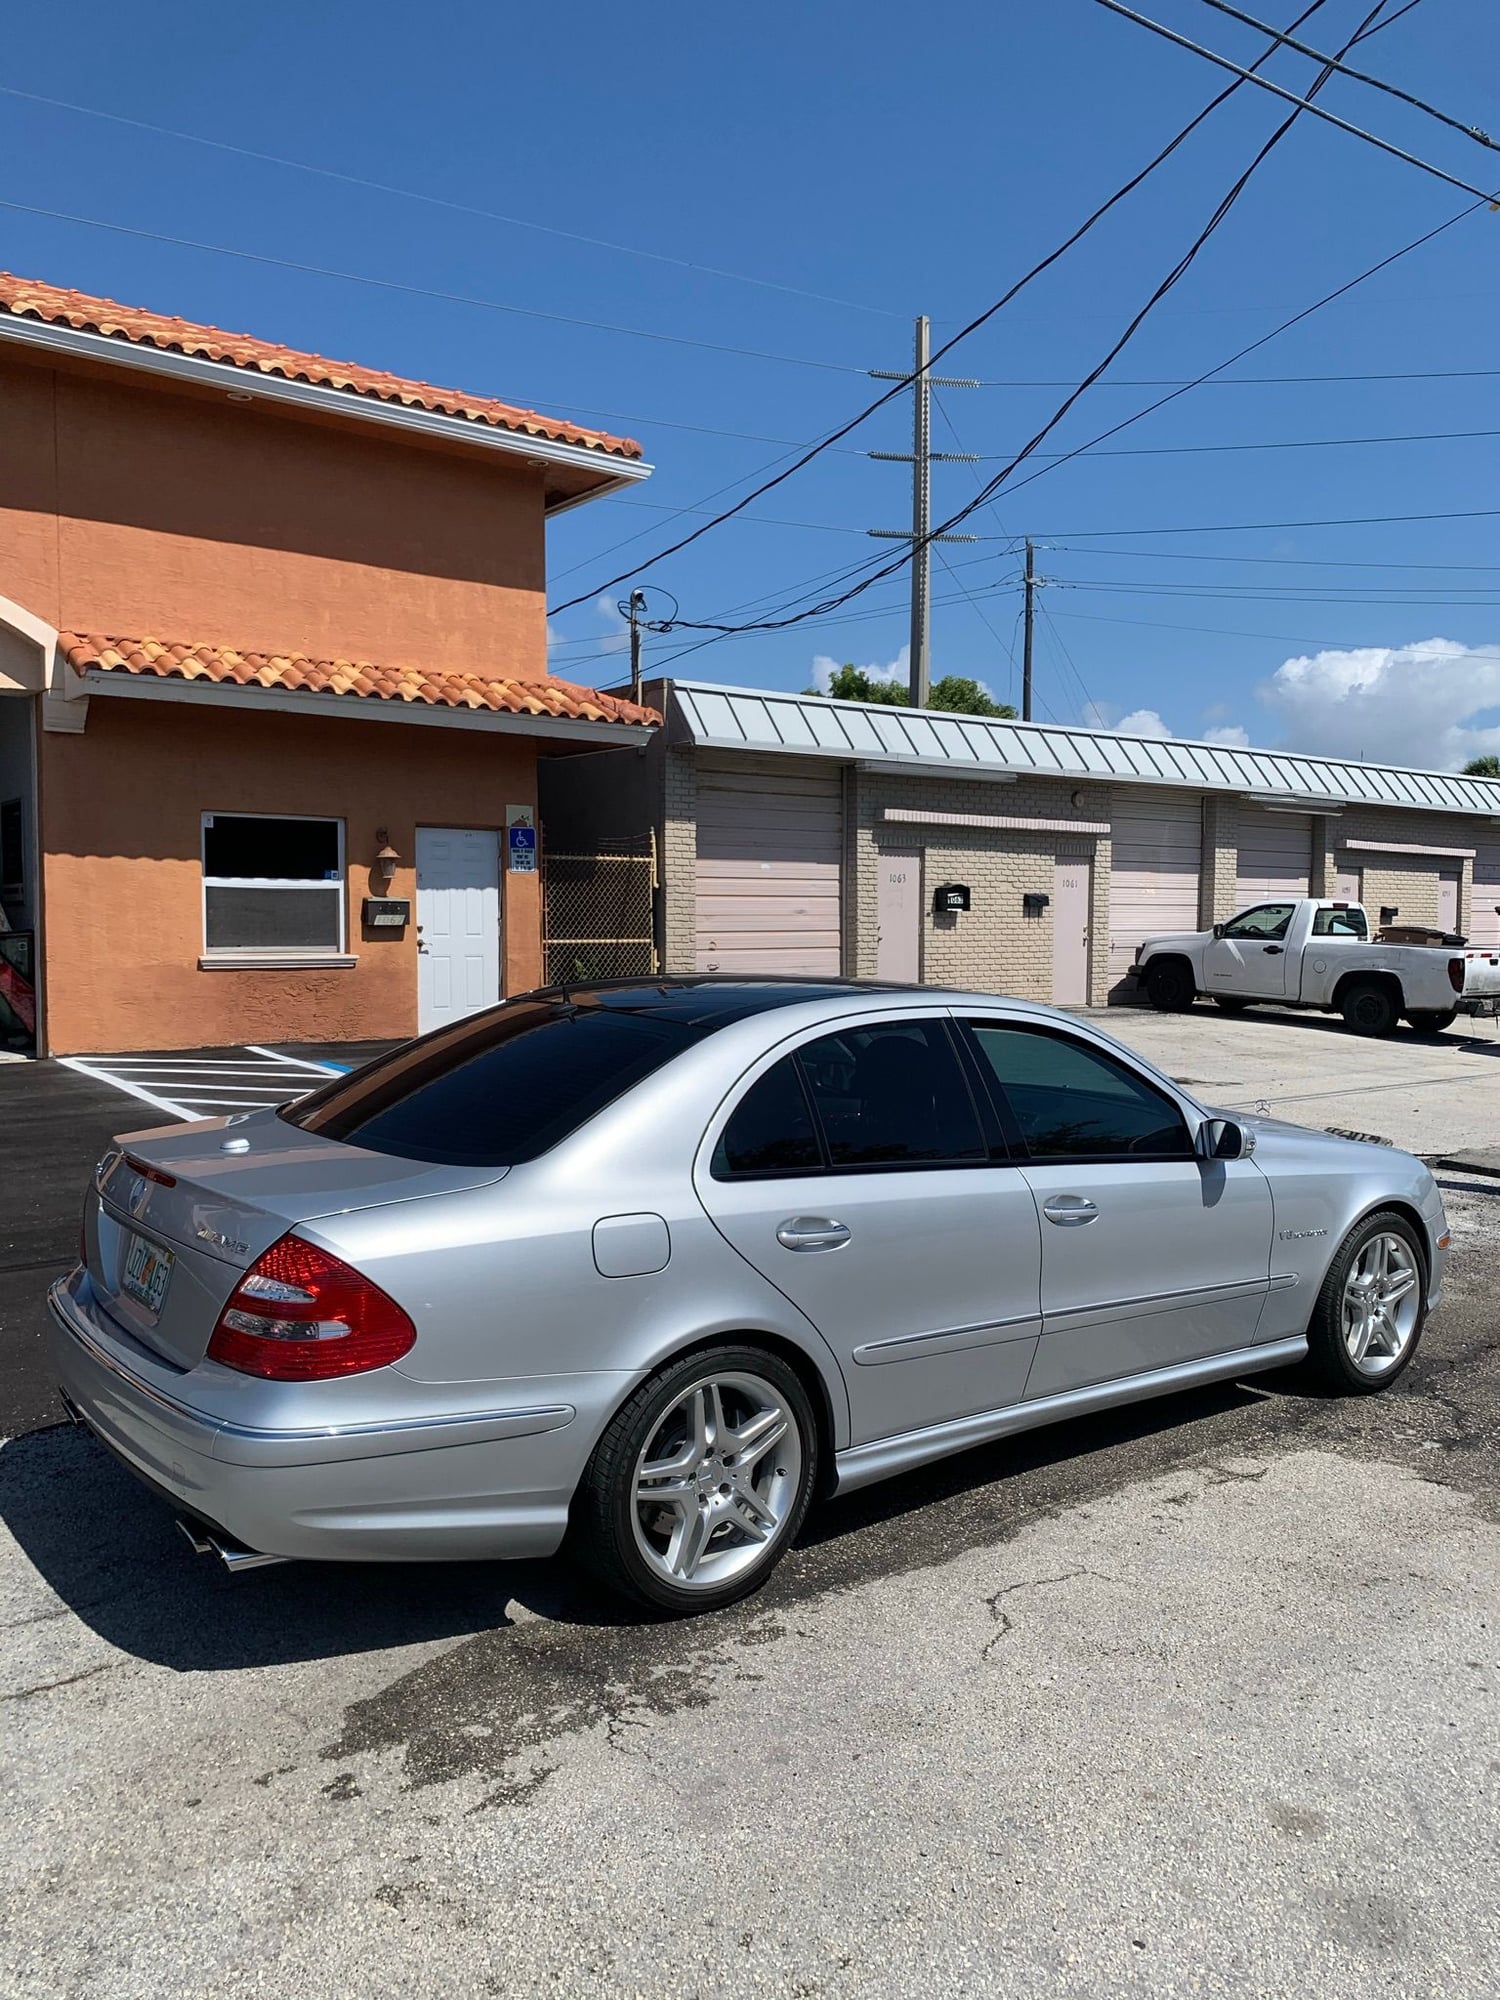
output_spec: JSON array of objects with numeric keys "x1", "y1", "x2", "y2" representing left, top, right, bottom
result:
[
  {"x1": 0, "y1": 313, "x2": 654, "y2": 506},
  {"x1": 77, "y1": 668, "x2": 656, "y2": 745}
]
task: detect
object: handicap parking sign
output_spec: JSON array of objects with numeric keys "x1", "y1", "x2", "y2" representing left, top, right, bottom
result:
[{"x1": 507, "y1": 823, "x2": 537, "y2": 873}]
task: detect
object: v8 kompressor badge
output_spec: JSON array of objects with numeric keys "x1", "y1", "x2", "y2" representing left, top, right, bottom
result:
[{"x1": 1278, "y1": 1227, "x2": 1329, "y2": 1241}]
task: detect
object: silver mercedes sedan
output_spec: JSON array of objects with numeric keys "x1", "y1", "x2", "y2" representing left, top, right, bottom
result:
[{"x1": 50, "y1": 980, "x2": 1448, "y2": 1614}]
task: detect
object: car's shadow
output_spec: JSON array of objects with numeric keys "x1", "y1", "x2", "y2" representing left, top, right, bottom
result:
[{"x1": 1, "y1": 1374, "x2": 1272, "y2": 1673}]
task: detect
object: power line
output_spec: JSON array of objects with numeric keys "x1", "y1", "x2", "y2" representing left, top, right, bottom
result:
[
  {"x1": 0, "y1": 84, "x2": 902, "y2": 319},
  {"x1": 1188, "y1": 0, "x2": 1498, "y2": 155},
  {"x1": 1090, "y1": 0, "x2": 1500, "y2": 202},
  {"x1": 1034, "y1": 502, "x2": 1500, "y2": 537},
  {"x1": 0, "y1": 197, "x2": 873, "y2": 377},
  {"x1": 549, "y1": 0, "x2": 1343, "y2": 615},
  {"x1": 1051, "y1": 543, "x2": 1500, "y2": 573},
  {"x1": 664, "y1": 0, "x2": 1395, "y2": 639}
]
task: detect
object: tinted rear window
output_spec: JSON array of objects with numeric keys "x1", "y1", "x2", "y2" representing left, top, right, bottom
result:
[{"x1": 283, "y1": 1002, "x2": 695, "y2": 1165}]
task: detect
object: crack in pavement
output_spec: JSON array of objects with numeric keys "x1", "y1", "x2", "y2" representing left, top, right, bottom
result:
[
  {"x1": 2, "y1": 1660, "x2": 115, "y2": 1701},
  {"x1": 981, "y1": 1569, "x2": 1094, "y2": 1660}
]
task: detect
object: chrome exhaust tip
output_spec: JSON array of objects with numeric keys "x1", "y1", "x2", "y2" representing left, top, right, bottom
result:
[{"x1": 175, "y1": 1516, "x2": 290, "y2": 1572}]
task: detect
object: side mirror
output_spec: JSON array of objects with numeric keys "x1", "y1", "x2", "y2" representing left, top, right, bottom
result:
[
  {"x1": 1212, "y1": 922, "x2": 1226, "y2": 940},
  {"x1": 1198, "y1": 1117, "x2": 1251, "y2": 1160}
]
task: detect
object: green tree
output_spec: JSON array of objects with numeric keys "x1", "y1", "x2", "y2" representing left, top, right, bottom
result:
[
  {"x1": 928, "y1": 675, "x2": 1016, "y2": 719},
  {"x1": 1463, "y1": 755, "x2": 1500, "y2": 777},
  {"x1": 805, "y1": 663, "x2": 1016, "y2": 718}
]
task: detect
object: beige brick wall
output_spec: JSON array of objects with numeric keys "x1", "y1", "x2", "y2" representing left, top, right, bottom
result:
[
  {"x1": 1199, "y1": 795, "x2": 1239, "y2": 925},
  {"x1": 660, "y1": 745, "x2": 697, "y2": 973},
  {"x1": 850, "y1": 769, "x2": 1113, "y2": 1005},
  {"x1": 1329, "y1": 804, "x2": 1478, "y2": 933}
]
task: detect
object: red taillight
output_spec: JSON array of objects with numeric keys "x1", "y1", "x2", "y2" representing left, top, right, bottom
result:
[
  {"x1": 207, "y1": 1235, "x2": 415, "y2": 1381},
  {"x1": 124, "y1": 1154, "x2": 177, "y2": 1189},
  {"x1": 1448, "y1": 956, "x2": 1465, "y2": 994}
]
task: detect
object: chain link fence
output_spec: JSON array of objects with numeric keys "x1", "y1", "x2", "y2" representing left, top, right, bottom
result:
[{"x1": 542, "y1": 832, "x2": 658, "y2": 985}]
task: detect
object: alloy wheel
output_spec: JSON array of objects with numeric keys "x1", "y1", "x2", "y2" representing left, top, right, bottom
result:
[
  {"x1": 630, "y1": 1370, "x2": 802, "y2": 1593},
  {"x1": 1341, "y1": 1232, "x2": 1421, "y2": 1378}
]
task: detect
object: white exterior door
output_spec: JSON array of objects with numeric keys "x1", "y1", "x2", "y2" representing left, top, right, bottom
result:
[
  {"x1": 1438, "y1": 868, "x2": 1460, "y2": 933},
  {"x1": 1110, "y1": 790, "x2": 1203, "y2": 979},
  {"x1": 876, "y1": 849, "x2": 922, "y2": 982},
  {"x1": 1052, "y1": 857, "x2": 1091, "y2": 1005},
  {"x1": 695, "y1": 757, "x2": 842, "y2": 974},
  {"x1": 416, "y1": 826, "x2": 501, "y2": 1034}
]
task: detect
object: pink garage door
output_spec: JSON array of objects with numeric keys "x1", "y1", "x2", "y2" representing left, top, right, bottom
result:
[
  {"x1": 1110, "y1": 789, "x2": 1203, "y2": 980},
  {"x1": 695, "y1": 757, "x2": 843, "y2": 975},
  {"x1": 1472, "y1": 844, "x2": 1500, "y2": 947},
  {"x1": 1236, "y1": 806, "x2": 1312, "y2": 904}
]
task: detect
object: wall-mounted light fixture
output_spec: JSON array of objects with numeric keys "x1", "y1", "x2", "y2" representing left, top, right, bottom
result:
[
  {"x1": 374, "y1": 828, "x2": 402, "y2": 888},
  {"x1": 1023, "y1": 891, "x2": 1051, "y2": 917},
  {"x1": 1380, "y1": 906, "x2": 1400, "y2": 926}
]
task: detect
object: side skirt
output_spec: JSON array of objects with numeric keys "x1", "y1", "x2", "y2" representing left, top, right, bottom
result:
[{"x1": 831, "y1": 1335, "x2": 1308, "y2": 1495}]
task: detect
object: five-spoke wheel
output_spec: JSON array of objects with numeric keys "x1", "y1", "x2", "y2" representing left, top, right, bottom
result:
[
  {"x1": 574, "y1": 1346, "x2": 817, "y2": 1612},
  {"x1": 1305, "y1": 1210, "x2": 1427, "y2": 1393}
]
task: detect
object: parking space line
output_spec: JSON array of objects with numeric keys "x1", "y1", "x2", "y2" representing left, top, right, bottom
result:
[
  {"x1": 57, "y1": 1044, "x2": 350, "y2": 1121},
  {"x1": 56, "y1": 1058, "x2": 196, "y2": 1121},
  {"x1": 244, "y1": 1044, "x2": 345, "y2": 1075}
]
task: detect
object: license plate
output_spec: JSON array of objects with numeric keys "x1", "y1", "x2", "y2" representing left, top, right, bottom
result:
[{"x1": 122, "y1": 1232, "x2": 174, "y2": 1316}]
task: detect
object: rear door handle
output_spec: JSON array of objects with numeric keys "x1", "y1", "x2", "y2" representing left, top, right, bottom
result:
[
  {"x1": 1262, "y1": 944, "x2": 1284, "y2": 954},
  {"x1": 1041, "y1": 1195, "x2": 1098, "y2": 1227},
  {"x1": 776, "y1": 1216, "x2": 851, "y2": 1252}
]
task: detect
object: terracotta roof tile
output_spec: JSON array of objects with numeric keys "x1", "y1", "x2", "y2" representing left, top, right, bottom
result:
[
  {"x1": 59, "y1": 632, "x2": 659, "y2": 730},
  {"x1": 0, "y1": 271, "x2": 641, "y2": 461}
]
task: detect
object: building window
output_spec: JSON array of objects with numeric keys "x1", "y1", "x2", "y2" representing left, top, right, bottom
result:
[{"x1": 202, "y1": 813, "x2": 344, "y2": 956}]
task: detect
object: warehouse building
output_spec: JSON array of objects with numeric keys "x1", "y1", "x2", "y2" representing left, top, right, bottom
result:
[{"x1": 539, "y1": 678, "x2": 1500, "y2": 1005}]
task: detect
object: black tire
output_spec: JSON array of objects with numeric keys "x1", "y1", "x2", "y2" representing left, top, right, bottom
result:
[
  {"x1": 1339, "y1": 979, "x2": 1399, "y2": 1037},
  {"x1": 571, "y1": 1344, "x2": 819, "y2": 1615},
  {"x1": 1213, "y1": 995, "x2": 1252, "y2": 1013},
  {"x1": 1303, "y1": 1209, "x2": 1427, "y2": 1394},
  {"x1": 1406, "y1": 1008, "x2": 1458, "y2": 1035},
  {"x1": 1144, "y1": 959, "x2": 1196, "y2": 1013}
]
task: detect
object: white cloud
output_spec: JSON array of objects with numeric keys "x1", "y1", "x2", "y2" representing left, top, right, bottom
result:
[
  {"x1": 594, "y1": 594, "x2": 632, "y2": 656},
  {"x1": 1257, "y1": 638, "x2": 1500, "y2": 769},
  {"x1": 809, "y1": 645, "x2": 910, "y2": 694},
  {"x1": 1115, "y1": 707, "x2": 1174, "y2": 739},
  {"x1": 1202, "y1": 723, "x2": 1252, "y2": 748}
]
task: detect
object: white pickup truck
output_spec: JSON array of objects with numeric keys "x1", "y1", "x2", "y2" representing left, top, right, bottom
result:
[{"x1": 1131, "y1": 897, "x2": 1500, "y2": 1036}]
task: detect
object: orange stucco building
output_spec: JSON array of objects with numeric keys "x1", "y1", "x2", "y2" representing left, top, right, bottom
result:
[{"x1": 0, "y1": 273, "x2": 657, "y2": 1055}]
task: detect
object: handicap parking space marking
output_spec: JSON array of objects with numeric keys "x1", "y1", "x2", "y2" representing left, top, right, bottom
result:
[{"x1": 58, "y1": 1046, "x2": 345, "y2": 1121}]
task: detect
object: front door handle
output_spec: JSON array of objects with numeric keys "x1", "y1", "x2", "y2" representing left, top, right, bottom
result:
[
  {"x1": 776, "y1": 1216, "x2": 851, "y2": 1252},
  {"x1": 1262, "y1": 944, "x2": 1284, "y2": 954},
  {"x1": 1042, "y1": 1195, "x2": 1098, "y2": 1227}
]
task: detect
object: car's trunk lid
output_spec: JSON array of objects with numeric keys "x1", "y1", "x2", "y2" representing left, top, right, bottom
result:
[{"x1": 88, "y1": 1109, "x2": 508, "y2": 1370}]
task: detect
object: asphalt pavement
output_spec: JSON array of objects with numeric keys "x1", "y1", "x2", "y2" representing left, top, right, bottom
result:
[{"x1": 1, "y1": 1013, "x2": 1497, "y2": 1996}]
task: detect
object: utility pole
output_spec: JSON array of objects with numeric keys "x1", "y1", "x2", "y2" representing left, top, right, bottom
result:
[
  {"x1": 1022, "y1": 539, "x2": 1035, "y2": 723},
  {"x1": 869, "y1": 316, "x2": 980, "y2": 709},
  {"x1": 624, "y1": 587, "x2": 646, "y2": 705}
]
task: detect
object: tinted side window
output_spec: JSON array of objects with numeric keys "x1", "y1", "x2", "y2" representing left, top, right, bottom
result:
[
  {"x1": 966, "y1": 1024, "x2": 1191, "y2": 1162},
  {"x1": 713, "y1": 1058, "x2": 822, "y2": 1178},
  {"x1": 1313, "y1": 905, "x2": 1368, "y2": 938},
  {"x1": 797, "y1": 1020, "x2": 985, "y2": 1168},
  {"x1": 1223, "y1": 903, "x2": 1295, "y2": 940}
]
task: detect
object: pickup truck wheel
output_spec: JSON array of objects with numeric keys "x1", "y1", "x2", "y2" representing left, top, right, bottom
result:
[
  {"x1": 1339, "y1": 980, "x2": 1399, "y2": 1037},
  {"x1": 1303, "y1": 1210, "x2": 1426, "y2": 1394},
  {"x1": 1406, "y1": 1008, "x2": 1458, "y2": 1035},
  {"x1": 1213, "y1": 996, "x2": 1251, "y2": 1013},
  {"x1": 1144, "y1": 960, "x2": 1196, "y2": 1012}
]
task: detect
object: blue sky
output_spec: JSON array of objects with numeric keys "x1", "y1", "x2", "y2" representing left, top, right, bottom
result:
[{"x1": 4, "y1": 0, "x2": 1500, "y2": 764}]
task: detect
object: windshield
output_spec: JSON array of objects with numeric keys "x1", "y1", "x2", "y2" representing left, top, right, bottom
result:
[{"x1": 283, "y1": 999, "x2": 701, "y2": 1166}]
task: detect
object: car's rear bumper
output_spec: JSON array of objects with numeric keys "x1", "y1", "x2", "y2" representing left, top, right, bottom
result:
[{"x1": 48, "y1": 1269, "x2": 609, "y2": 1563}]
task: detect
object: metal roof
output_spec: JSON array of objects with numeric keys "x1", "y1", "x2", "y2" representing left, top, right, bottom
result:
[{"x1": 668, "y1": 680, "x2": 1500, "y2": 819}]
